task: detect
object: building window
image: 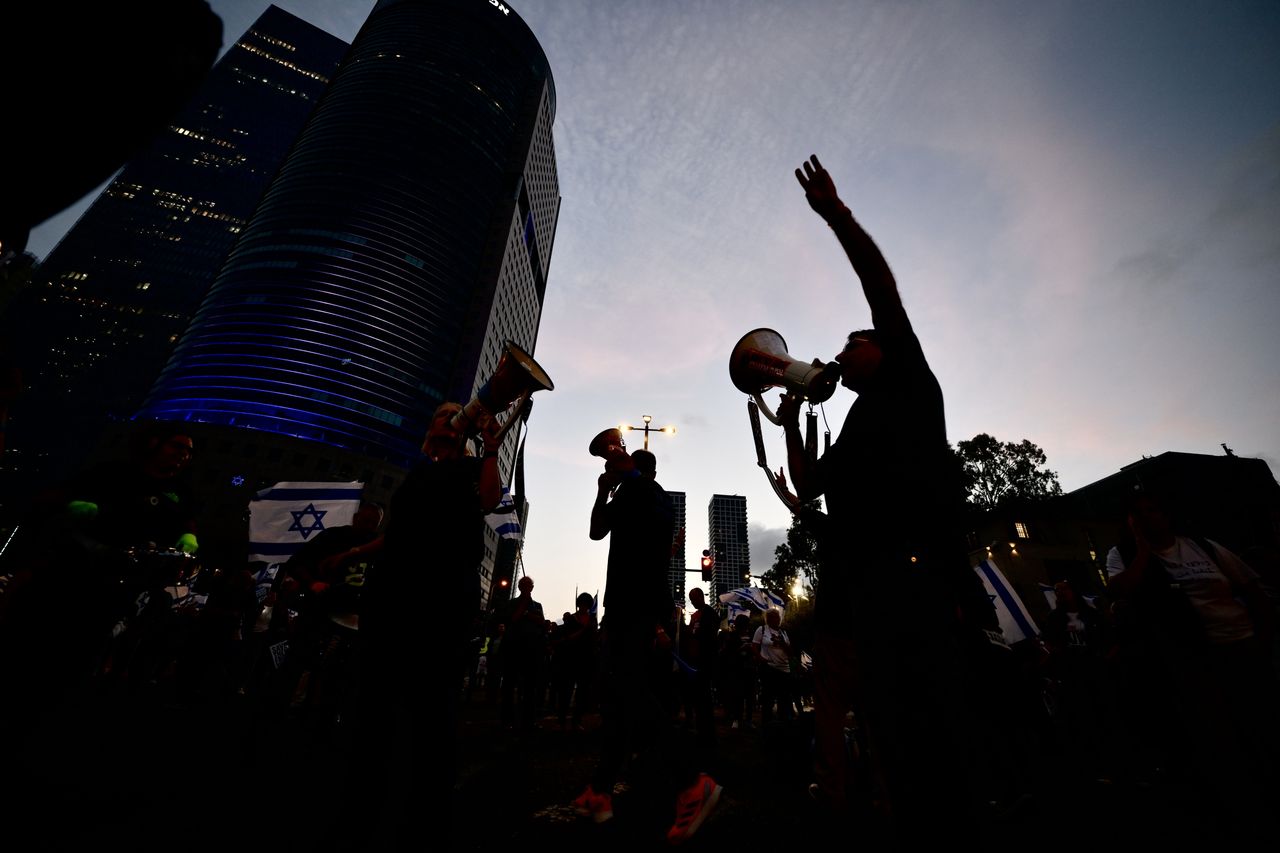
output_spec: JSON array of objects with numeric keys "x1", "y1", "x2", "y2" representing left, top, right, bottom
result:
[{"x1": 1014, "y1": 521, "x2": 1030, "y2": 539}]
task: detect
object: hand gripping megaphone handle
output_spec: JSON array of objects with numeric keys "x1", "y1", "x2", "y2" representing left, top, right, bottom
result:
[{"x1": 748, "y1": 400, "x2": 800, "y2": 512}]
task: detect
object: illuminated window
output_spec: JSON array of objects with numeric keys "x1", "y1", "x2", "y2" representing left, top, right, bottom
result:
[{"x1": 1014, "y1": 522, "x2": 1030, "y2": 539}]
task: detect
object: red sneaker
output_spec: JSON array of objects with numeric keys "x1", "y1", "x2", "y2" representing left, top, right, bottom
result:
[
  {"x1": 571, "y1": 785, "x2": 614, "y2": 824},
  {"x1": 667, "y1": 773, "x2": 722, "y2": 844}
]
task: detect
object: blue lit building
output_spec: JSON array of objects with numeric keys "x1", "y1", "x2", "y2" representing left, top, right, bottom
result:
[
  {"x1": 0, "y1": 6, "x2": 348, "y2": 515},
  {"x1": 137, "y1": 0, "x2": 560, "y2": 602},
  {"x1": 139, "y1": 0, "x2": 560, "y2": 471}
]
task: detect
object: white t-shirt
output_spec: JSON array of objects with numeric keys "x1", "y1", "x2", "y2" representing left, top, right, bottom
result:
[
  {"x1": 752, "y1": 625, "x2": 791, "y2": 672},
  {"x1": 1106, "y1": 537, "x2": 1257, "y2": 644}
]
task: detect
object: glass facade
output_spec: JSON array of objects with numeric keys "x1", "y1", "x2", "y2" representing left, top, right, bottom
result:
[
  {"x1": 708, "y1": 494, "x2": 751, "y2": 601},
  {"x1": 138, "y1": 0, "x2": 560, "y2": 468},
  {"x1": 668, "y1": 490, "x2": 687, "y2": 606},
  {"x1": 1, "y1": 6, "x2": 348, "y2": 505}
]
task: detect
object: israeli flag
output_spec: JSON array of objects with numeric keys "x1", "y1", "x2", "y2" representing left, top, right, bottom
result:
[
  {"x1": 717, "y1": 586, "x2": 786, "y2": 616},
  {"x1": 724, "y1": 600, "x2": 749, "y2": 623},
  {"x1": 485, "y1": 484, "x2": 522, "y2": 541},
  {"x1": 247, "y1": 481, "x2": 363, "y2": 564},
  {"x1": 975, "y1": 559, "x2": 1039, "y2": 643}
]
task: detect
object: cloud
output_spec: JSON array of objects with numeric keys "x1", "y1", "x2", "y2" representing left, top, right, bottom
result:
[{"x1": 749, "y1": 520, "x2": 787, "y2": 574}]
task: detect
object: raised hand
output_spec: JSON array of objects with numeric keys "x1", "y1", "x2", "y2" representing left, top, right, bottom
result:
[
  {"x1": 776, "y1": 391, "x2": 803, "y2": 427},
  {"x1": 794, "y1": 154, "x2": 849, "y2": 222}
]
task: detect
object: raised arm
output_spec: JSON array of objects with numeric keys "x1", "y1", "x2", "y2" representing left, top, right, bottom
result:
[
  {"x1": 589, "y1": 473, "x2": 615, "y2": 541},
  {"x1": 795, "y1": 155, "x2": 908, "y2": 338},
  {"x1": 477, "y1": 416, "x2": 504, "y2": 511},
  {"x1": 778, "y1": 392, "x2": 822, "y2": 500}
]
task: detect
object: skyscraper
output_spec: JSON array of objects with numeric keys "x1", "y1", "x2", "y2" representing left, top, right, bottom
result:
[
  {"x1": 667, "y1": 490, "x2": 686, "y2": 606},
  {"x1": 1, "y1": 6, "x2": 348, "y2": 509},
  {"x1": 708, "y1": 494, "x2": 750, "y2": 601},
  {"x1": 136, "y1": 0, "x2": 560, "y2": 603},
  {"x1": 139, "y1": 0, "x2": 559, "y2": 468}
]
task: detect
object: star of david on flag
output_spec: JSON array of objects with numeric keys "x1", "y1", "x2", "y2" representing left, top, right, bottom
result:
[
  {"x1": 248, "y1": 481, "x2": 363, "y2": 564},
  {"x1": 288, "y1": 503, "x2": 327, "y2": 539}
]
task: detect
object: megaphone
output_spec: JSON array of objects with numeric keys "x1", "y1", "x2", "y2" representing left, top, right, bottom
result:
[
  {"x1": 451, "y1": 340, "x2": 554, "y2": 447},
  {"x1": 588, "y1": 427, "x2": 633, "y2": 486},
  {"x1": 729, "y1": 328, "x2": 839, "y2": 425}
]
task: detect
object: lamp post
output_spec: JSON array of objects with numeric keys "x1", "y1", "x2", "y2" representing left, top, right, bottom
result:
[{"x1": 619, "y1": 413, "x2": 676, "y2": 452}]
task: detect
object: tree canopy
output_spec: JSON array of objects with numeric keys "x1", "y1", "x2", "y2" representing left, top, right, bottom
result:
[
  {"x1": 954, "y1": 433, "x2": 1062, "y2": 511},
  {"x1": 760, "y1": 501, "x2": 824, "y2": 598}
]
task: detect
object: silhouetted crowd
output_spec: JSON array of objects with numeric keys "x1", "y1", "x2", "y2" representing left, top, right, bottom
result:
[{"x1": 2, "y1": 158, "x2": 1278, "y2": 852}]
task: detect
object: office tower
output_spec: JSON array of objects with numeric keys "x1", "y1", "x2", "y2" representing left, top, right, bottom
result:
[
  {"x1": 708, "y1": 494, "x2": 750, "y2": 601},
  {"x1": 667, "y1": 490, "x2": 686, "y2": 606},
  {"x1": 136, "y1": 0, "x2": 560, "y2": 603},
  {"x1": 1, "y1": 6, "x2": 348, "y2": 509}
]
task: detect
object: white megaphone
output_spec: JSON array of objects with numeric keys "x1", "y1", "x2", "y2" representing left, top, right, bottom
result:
[
  {"x1": 729, "y1": 328, "x2": 840, "y2": 425},
  {"x1": 451, "y1": 340, "x2": 554, "y2": 448}
]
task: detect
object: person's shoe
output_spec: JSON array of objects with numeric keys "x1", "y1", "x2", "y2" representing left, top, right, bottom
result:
[
  {"x1": 667, "y1": 773, "x2": 722, "y2": 844},
  {"x1": 572, "y1": 785, "x2": 614, "y2": 824}
]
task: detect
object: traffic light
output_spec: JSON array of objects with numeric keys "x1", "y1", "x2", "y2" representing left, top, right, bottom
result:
[{"x1": 700, "y1": 549, "x2": 715, "y2": 580}]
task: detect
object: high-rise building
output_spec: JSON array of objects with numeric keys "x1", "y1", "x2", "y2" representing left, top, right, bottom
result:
[
  {"x1": 1, "y1": 6, "x2": 348, "y2": 510},
  {"x1": 708, "y1": 494, "x2": 750, "y2": 601},
  {"x1": 136, "y1": 0, "x2": 560, "y2": 604},
  {"x1": 667, "y1": 490, "x2": 686, "y2": 606}
]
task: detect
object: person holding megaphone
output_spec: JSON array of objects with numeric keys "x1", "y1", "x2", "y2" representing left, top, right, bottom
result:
[{"x1": 779, "y1": 156, "x2": 994, "y2": 844}]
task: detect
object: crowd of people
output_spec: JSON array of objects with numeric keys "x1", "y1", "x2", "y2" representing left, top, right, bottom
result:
[{"x1": 2, "y1": 156, "x2": 1278, "y2": 850}]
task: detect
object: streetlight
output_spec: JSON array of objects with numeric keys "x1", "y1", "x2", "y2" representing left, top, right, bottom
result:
[{"x1": 618, "y1": 413, "x2": 676, "y2": 452}]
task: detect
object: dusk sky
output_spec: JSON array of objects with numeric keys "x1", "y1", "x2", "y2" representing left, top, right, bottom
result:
[{"x1": 29, "y1": 0, "x2": 1280, "y2": 616}]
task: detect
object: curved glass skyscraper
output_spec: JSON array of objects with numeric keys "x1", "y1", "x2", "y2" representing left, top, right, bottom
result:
[{"x1": 139, "y1": 0, "x2": 559, "y2": 466}]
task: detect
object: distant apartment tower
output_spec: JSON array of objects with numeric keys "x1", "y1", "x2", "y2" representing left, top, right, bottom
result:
[
  {"x1": 1, "y1": 6, "x2": 348, "y2": 508},
  {"x1": 667, "y1": 490, "x2": 686, "y2": 605},
  {"x1": 136, "y1": 0, "x2": 560, "y2": 605},
  {"x1": 708, "y1": 494, "x2": 750, "y2": 600}
]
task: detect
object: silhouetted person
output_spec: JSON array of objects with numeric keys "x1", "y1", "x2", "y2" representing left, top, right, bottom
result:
[
  {"x1": 496, "y1": 574, "x2": 546, "y2": 732},
  {"x1": 279, "y1": 501, "x2": 383, "y2": 711},
  {"x1": 572, "y1": 446, "x2": 722, "y2": 844},
  {"x1": 0, "y1": 423, "x2": 198, "y2": 703},
  {"x1": 720, "y1": 613, "x2": 757, "y2": 730},
  {"x1": 752, "y1": 608, "x2": 795, "y2": 725},
  {"x1": 686, "y1": 587, "x2": 720, "y2": 765},
  {"x1": 779, "y1": 155, "x2": 989, "y2": 846},
  {"x1": 328, "y1": 402, "x2": 502, "y2": 847},
  {"x1": 1106, "y1": 491, "x2": 1279, "y2": 841},
  {"x1": 552, "y1": 592, "x2": 599, "y2": 730},
  {"x1": 1043, "y1": 580, "x2": 1114, "y2": 783}
]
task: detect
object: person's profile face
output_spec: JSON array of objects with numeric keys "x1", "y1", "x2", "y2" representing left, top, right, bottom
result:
[
  {"x1": 835, "y1": 337, "x2": 883, "y2": 390},
  {"x1": 1131, "y1": 498, "x2": 1172, "y2": 543},
  {"x1": 424, "y1": 404, "x2": 464, "y2": 452}
]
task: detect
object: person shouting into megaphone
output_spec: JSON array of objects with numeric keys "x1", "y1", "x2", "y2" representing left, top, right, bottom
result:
[{"x1": 779, "y1": 155, "x2": 994, "y2": 844}]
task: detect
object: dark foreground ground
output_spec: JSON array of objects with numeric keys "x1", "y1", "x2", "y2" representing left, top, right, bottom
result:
[{"x1": 1, "y1": 675, "x2": 1248, "y2": 853}]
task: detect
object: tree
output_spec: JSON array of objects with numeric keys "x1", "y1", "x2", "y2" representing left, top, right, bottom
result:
[
  {"x1": 955, "y1": 433, "x2": 1062, "y2": 511},
  {"x1": 760, "y1": 501, "x2": 824, "y2": 598}
]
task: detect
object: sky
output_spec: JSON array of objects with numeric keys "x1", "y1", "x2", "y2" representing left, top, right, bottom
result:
[{"x1": 28, "y1": 0, "x2": 1280, "y2": 617}]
